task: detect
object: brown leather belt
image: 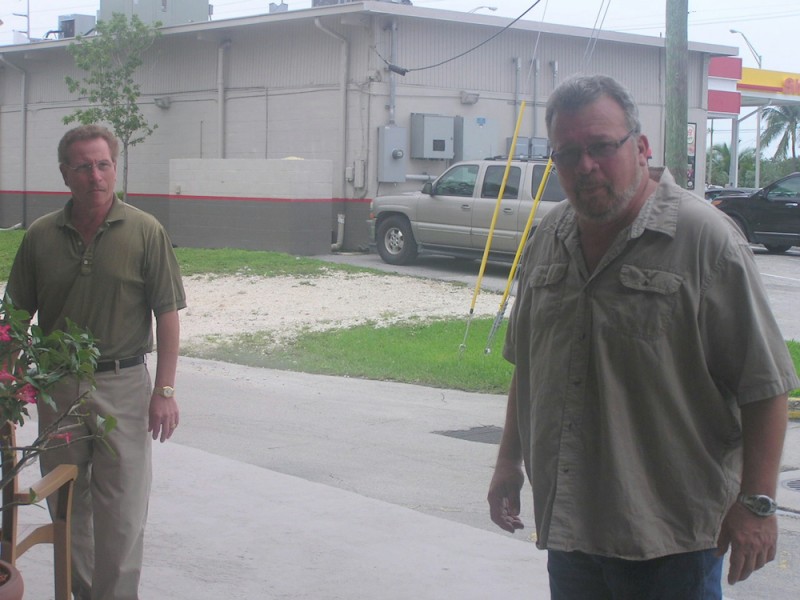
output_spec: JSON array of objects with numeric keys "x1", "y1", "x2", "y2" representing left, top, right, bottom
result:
[{"x1": 95, "y1": 355, "x2": 145, "y2": 373}]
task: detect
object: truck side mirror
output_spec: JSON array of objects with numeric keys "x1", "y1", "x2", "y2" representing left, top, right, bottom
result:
[{"x1": 422, "y1": 182, "x2": 433, "y2": 195}]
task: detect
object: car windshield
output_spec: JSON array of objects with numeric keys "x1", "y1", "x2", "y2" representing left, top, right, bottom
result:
[{"x1": 434, "y1": 164, "x2": 479, "y2": 197}]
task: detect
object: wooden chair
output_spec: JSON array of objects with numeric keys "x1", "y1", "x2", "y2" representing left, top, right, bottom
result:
[{"x1": 0, "y1": 421, "x2": 77, "y2": 600}]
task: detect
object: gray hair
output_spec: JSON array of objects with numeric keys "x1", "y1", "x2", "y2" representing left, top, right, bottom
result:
[
  {"x1": 58, "y1": 124, "x2": 120, "y2": 165},
  {"x1": 545, "y1": 75, "x2": 641, "y2": 137}
]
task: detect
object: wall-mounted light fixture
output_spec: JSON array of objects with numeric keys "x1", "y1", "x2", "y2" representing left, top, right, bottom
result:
[
  {"x1": 154, "y1": 96, "x2": 171, "y2": 109},
  {"x1": 460, "y1": 91, "x2": 480, "y2": 105}
]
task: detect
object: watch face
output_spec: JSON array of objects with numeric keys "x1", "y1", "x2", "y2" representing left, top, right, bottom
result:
[
  {"x1": 159, "y1": 386, "x2": 175, "y2": 398},
  {"x1": 754, "y1": 497, "x2": 770, "y2": 511},
  {"x1": 741, "y1": 494, "x2": 777, "y2": 516}
]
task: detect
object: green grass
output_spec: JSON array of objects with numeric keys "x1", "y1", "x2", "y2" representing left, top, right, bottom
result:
[
  {"x1": 183, "y1": 317, "x2": 514, "y2": 394},
  {"x1": 2, "y1": 230, "x2": 799, "y2": 396},
  {"x1": 173, "y1": 247, "x2": 377, "y2": 278},
  {"x1": 0, "y1": 230, "x2": 25, "y2": 277}
]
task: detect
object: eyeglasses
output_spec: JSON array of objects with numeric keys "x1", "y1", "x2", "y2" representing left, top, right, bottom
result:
[
  {"x1": 550, "y1": 129, "x2": 637, "y2": 169},
  {"x1": 63, "y1": 160, "x2": 115, "y2": 175}
]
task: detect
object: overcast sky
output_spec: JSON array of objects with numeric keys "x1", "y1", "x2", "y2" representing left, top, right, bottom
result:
[{"x1": 1, "y1": 0, "x2": 797, "y2": 152}]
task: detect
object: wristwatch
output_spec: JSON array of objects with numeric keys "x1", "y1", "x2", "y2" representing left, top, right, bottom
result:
[
  {"x1": 154, "y1": 385, "x2": 175, "y2": 398},
  {"x1": 737, "y1": 493, "x2": 778, "y2": 517}
]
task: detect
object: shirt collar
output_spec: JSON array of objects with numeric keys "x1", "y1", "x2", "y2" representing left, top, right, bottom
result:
[
  {"x1": 554, "y1": 167, "x2": 681, "y2": 242},
  {"x1": 56, "y1": 196, "x2": 126, "y2": 228}
]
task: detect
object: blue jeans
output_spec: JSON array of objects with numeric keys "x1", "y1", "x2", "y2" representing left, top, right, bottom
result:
[{"x1": 547, "y1": 549, "x2": 723, "y2": 600}]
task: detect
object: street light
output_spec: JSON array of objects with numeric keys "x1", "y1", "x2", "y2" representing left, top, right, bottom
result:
[
  {"x1": 730, "y1": 29, "x2": 764, "y2": 187},
  {"x1": 730, "y1": 29, "x2": 762, "y2": 69},
  {"x1": 468, "y1": 6, "x2": 498, "y2": 13}
]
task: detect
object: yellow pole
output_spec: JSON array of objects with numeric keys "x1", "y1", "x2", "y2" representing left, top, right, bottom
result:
[
  {"x1": 460, "y1": 101, "x2": 527, "y2": 353},
  {"x1": 484, "y1": 158, "x2": 554, "y2": 353}
]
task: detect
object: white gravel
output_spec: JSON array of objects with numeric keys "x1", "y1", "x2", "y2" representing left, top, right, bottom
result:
[{"x1": 180, "y1": 271, "x2": 509, "y2": 349}]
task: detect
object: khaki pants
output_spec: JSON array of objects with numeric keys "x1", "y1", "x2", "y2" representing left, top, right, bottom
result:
[{"x1": 39, "y1": 363, "x2": 152, "y2": 600}]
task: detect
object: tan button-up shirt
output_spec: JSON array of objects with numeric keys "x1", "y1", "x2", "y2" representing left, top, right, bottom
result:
[{"x1": 504, "y1": 169, "x2": 799, "y2": 559}]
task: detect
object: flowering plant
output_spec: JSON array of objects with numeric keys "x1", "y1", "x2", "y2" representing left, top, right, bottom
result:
[{"x1": 0, "y1": 295, "x2": 114, "y2": 497}]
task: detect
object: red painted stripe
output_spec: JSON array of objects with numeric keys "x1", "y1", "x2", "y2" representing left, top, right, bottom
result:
[
  {"x1": 737, "y1": 83, "x2": 784, "y2": 92},
  {"x1": 0, "y1": 190, "x2": 370, "y2": 204},
  {"x1": 709, "y1": 57, "x2": 742, "y2": 80},
  {"x1": 168, "y1": 194, "x2": 369, "y2": 204},
  {"x1": 708, "y1": 90, "x2": 741, "y2": 114}
]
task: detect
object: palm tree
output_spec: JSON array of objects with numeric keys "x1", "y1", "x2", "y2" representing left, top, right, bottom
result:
[
  {"x1": 760, "y1": 105, "x2": 800, "y2": 169},
  {"x1": 706, "y1": 143, "x2": 732, "y2": 186}
]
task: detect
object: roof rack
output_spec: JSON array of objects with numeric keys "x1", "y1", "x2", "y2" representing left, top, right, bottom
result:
[{"x1": 484, "y1": 154, "x2": 552, "y2": 162}]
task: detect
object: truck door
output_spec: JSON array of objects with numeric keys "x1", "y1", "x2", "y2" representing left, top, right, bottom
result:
[
  {"x1": 416, "y1": 163, "x2": 478, "y2": 249},
  {"x1": 471, "y1": 164, "x2": 523, "y2": 253}
]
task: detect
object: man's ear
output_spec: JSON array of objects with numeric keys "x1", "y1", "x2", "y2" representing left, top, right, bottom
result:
[
  {"x1": 59, "y1": 164, "x2": 69, "y2": 186},
  {"x1": 637, "y1": 134, "x2": 651, "y2": 166}
]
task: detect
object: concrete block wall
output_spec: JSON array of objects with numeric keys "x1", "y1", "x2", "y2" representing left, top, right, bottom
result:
[{"x1": 168, "y1": 158, "x2": 334, "y2": 256}]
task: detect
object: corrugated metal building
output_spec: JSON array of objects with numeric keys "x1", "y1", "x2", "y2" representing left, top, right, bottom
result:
[{"x1": 0, "y1": 1, "x2": 736, "y2": 253}]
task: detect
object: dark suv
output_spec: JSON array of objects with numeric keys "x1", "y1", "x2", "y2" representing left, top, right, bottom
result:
[{"x1": 711, "y1": 173, "x2": 800, "y2": 254}]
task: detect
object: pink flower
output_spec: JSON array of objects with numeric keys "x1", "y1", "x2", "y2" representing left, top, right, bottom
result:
[
  {"x1": 16, "y1": 383, "x2": 38, "y2": 404},
  {"x1": 0, "y1": 324, "x2": 10, "y2": 343},
  {"x1": 0, "y1": 369, "x2": 15, "y2": 384},
  {"x1": 50, "y1": 432, "x2": 73, "y2": 444}
]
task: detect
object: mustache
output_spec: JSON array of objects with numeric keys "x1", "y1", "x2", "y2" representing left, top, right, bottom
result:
[{"x1": 575, "y1": 177, "x2": 610, "y2": 192}]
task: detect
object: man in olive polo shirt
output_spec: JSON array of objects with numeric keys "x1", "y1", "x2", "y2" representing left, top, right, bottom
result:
[{"x1": 5, "y1": 124, "x2": 186, "y2": 600}]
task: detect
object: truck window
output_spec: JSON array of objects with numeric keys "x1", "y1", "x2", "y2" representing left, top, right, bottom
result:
[
  {"x1": 434, "y1": 164, "x2": 479, "y2": 197},
  {"x1": 532, "y1": 164, "x2": 566, "y2": 202},
  {"x1": 481, "y1": 165, "x2": 521, "y2": 199}
]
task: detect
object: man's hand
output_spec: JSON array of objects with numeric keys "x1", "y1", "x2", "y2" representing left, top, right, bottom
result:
[
  {"x1": 488, "y1": 459, "x2": 526, "y2": 533},
  {"x1": 716, "y1": 501, "x2": 778, "y2": 584},
  {"x1": 149, "y1": 394, "x2": 179, "y2": 443}
]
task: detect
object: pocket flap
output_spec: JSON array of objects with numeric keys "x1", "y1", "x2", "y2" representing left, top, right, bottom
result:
[{"x1": 619, "y1": 264, "x2": 683, "y2": 295}]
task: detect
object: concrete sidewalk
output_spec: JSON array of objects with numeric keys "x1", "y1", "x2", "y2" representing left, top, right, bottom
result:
[
  {"x1": 15, "y1": 431, "x2": 550, "y2": 600},
  {"x1": 11, "y1": 361, "x2": 800, "y2": 599}
]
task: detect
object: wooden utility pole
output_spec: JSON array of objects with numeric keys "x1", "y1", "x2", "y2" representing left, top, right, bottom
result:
[{"x1": 665, "y1": 0, "x2": 688, "y2": 188}]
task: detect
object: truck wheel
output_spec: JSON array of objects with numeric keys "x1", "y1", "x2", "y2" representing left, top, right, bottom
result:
[
  {"x1": 376, "y1": 216, "x2": 418, "y2": 265},
  {"x1": 764, "y1": 244, "x2": 790, "y2": 254}
]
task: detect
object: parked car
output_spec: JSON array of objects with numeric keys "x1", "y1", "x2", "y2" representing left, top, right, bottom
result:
[
  {"x1": 711, "y1": 172, "x2": 800, "y2": 254},
  {"x1": 367, "y1": 158, "x2": 566, "y2": 265},
  {"x1": 704, "y1": 186, "x2": 756, "y2": 201}
]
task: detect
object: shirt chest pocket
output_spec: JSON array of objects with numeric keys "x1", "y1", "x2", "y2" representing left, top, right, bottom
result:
[
  {"x1": 602, "y1": 265, "x2": 684, "y2": 340},
  {"x1": 527, "y1": 263, "x2": 568, "y2": 329}
]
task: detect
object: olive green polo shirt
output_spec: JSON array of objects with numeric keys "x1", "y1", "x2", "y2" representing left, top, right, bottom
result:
[
  {"x1": 504, "y1": 169, "x2": 799, "y2": 560},
  {"x1": 6, "y1": 198, "x2": 186, "y2": 359}
]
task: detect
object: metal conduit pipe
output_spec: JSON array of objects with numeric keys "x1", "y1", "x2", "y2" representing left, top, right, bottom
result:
[
  {"x1": 217, "y1": 39, "x2": 231, "y2": 158},
  {"x1": 314, "y1": 17, "x2": 349, "y2": 201},
  {"x1": 513, "y1": 57, "x2": 521, "y2": 130},
  {"x1": 315, "y1": 18, "x2": 350, "y2": 251},
  {"x1": 0, "y1": 55, "x2": 28, "y2": 227},
  {"x1": 388, "y1": 19, "x2": 398, "y2": 124}
]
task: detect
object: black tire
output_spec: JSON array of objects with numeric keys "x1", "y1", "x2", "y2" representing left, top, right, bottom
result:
[
  {"x1": 764, "y1": 244, "x2": 791, "y2": 254},
  {"x1": 731, "y1": 217, "x2": 750, "y2": 242},
  {"x1": 376, "y1": 216, "x2": 418, "y2": 265}
]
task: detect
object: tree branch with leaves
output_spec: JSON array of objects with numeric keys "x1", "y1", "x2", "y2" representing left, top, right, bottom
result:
[{"x1": 63, "y1": 13, "x2": 161, "y2": 201}]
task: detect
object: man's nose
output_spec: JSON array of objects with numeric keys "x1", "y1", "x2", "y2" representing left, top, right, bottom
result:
[{"x1": 575, "y1": 150, "x2": 598, "y2": 173}]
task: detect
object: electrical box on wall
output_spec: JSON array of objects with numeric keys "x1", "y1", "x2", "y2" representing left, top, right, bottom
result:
[
  {"x1": 410, "y1": 113, "x2": 454, "y2": 160},
  {"x1": 507, "y1": 136, "x2": 531, "y2": 158},
  {"x1": 378, "y1": 125, "x2": 407, "y2": 183},
  {"x1": 530, "y1": 137, "x2": 550, "y2": 158},
  {"x1": 454, "y1": 116, "x2": 499, "y2": 161}
]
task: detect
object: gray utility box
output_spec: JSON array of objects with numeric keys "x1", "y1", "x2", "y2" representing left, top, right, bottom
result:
[
  {"x1": 377, "y1": 125, "x2": 408, "y2": 183},
  {"x1": 58, "y1": 14, "x2": 96, "y2": 38},
  {"x1": 410, "y1": 113, "x2": 454, "y2": 160},
  {"x1": 454, "y1": 116, "x2": 500, "y2": 161}
]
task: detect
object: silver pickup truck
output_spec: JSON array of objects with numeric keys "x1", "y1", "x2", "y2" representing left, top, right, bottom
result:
[{"x1": 367, "y1": 158, "x2": 566, "y2": 265}]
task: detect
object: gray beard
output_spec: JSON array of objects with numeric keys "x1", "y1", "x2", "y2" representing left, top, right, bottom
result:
[{"x1": 573, "y1": 166, "x2": 643, "y2": 224}]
